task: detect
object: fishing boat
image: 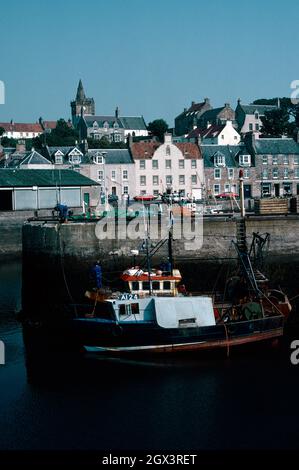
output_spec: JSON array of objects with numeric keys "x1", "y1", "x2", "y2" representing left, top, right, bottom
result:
[{"x1": 70, "y1": 170, "x2": 291, "y2": 355}]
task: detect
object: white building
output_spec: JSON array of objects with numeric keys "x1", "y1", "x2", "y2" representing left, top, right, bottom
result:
[
  {"x1": 130, "y1": 134, "x2": 204, "y2": 199},
  {"x1": 187, "y1": 120, "x2": 240, "y2": 145},
  {"x1": 0, "y1": 121, "x2": 43, "y2": 139}
]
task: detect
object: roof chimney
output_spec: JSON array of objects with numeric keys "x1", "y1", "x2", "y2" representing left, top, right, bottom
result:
[
  {"x1": 237, "y1": 98, "x2": 241, "y2": 105},
  {"x1": 204, "y1": 98, "x2": 210, "y2": 104},
  {"x1": 115, "y1": 106, "x2": 119, "y2": 119},
  {"x1": 225, "y1": 102, "x2": 230, "y2": 108},
  {"x1": 191, "y1": 101, "x2": 195, "y2": 106}
]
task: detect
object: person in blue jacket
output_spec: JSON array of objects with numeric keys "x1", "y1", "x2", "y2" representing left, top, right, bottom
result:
[{"x1": 92, "y1": 261, "x2": 102, "y2": 289}]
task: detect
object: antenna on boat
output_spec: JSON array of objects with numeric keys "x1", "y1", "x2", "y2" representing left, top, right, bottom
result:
[
  {"x1": 168, "y1": 206, "x2": 174, "y2": 275},
  {"x1": 143, "y1": 202, "x2": 153, "y2": 296}
]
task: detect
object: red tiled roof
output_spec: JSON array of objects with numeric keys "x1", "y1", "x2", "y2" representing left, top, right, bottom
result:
[
  {"x1": 187, "y1": 125, "x2": 224, "y2": 139},
  {"x1": 175, "y1": 142, "x2": 201, "y2": 158},
  {"x1": 130, "y1": 141, "x2": 161, "y2": 159},
  {"x1": 130, "y1": 141, "x2": 201, "y2": 159},
  {"x1": 0, "y1": 122, "x2": 43, "y2": 133}
]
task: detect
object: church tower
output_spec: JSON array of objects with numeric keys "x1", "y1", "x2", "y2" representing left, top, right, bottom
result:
[{"x1": 71, "y1": 80, "x2": 95, "y2": 125}]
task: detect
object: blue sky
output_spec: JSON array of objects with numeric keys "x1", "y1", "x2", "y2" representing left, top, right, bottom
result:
[{"x1": 0, "y1": 0, "x2": 298, "y2": 126}]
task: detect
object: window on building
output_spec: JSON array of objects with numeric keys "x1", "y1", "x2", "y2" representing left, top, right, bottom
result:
[
  {"x1": 152, "y1": 160, "x2": 158, "y2": 169},
  {"x1": 262, "y1": 169, "x2": 268, "y2": 179},
  {"x1": 153, "y1": 175, "x2": 159, "y2": 185},
  {"x1": 224, "y1": 184, "x2": 230, "y2": 193},
  {"x1": 153, "y1": 190, "x2": 159, "y2": 196},
  {"x1": 140, "y1": 176, "x2": 146, "y2": 186},
  {"x1": 294, "y1": 156, "x2": 299, "y2": 165},
  {"x1": 69, "y1": 155, "x2": 81, "y2": 165},
  {"x1": 123, "y1": 186, "x2": 129, "y2": 194},
  {"x1": 179, "y1": 189, "x2": 185, "y2": 197},
  {"x1": 123, "y1": 170, "x2": 128, "y2": 180},
  {"x1": 166, "y1": 145, "x2": 171, "y2": 156},
  {"x1": 191, "y1": 159, "x2": 197, "y2": 169},
  {"x1": 283, "y1": 182, "x2": 292, "y2": 196},
  {"x1": 228, "y1": 168, "x2": 234, "y2": 179},
  {"x1": 243, "y1": 168, "x2": 250, "y2": 178},
  {"x1": 103, "y1": 121, "x2": 109, "y2": 130},
  {"x1": 93, "y1": 153, "x2": 103, "y2": 164},
  {"x1": 214, "y1": 168, "x2": 221, "y2": 179},
  {"x1": 284, "y1": 168, "x2": 289, "y2": 179},
  {"x1": 239, "y1": 155, "x2": 251, "y2": 166},
  {"x1": 114, "y1": 133, "x2": 121, "y2": 142},
  {"x1": 140, "y1": 160, "x2": 146, "y2": 169},
  {"x1": 111, "y1": 170, "x2": 116, "y2": 180},
  {"x1": 141, "y1": 190, "x2": 146, "y2": 195},
  {"x1": 272, "y1": 155, "x2": 278, "y2": 165},
  {"x1": 273, "y1": 168, "x2": 279, "y2": 179},
  {"x1": 166, "y1": 175, "x2": 172, "y2": 185},
  {"x1": 295, "y1": 168, "x2": 299, "y2": 179},
  {"x1": 261, "y1": 183, "x2": 271, "y2": 197},
  {"x1": 55, "y1": 155, "x2": 63, "y2": 164},
  {"x1": 255, "y1": 112, "x2": 259, "y2": 119},
  {"x1": 255, "y1": 123, "x2": 259, "y2": 131},
  {"x1": 283, "y1": 155, "x2": 289, "y2": 165},
  {"x1": 262, "y1": 155, "x2": 268, "y2": 165},
  {"x1": 249, "y1": 123, "x2": 253, "y2": 131},
  {"x1": 221, "y1": 134, "x2": 225, "y2": 139},
  {"x1": 214, "y1": 184, "x2": 221, "y2": 195},
  {"x1": 179, "y1": 160, "x2": 185, "y2": 169},
  {"x1": 98, "y1": 170, "x2": 104, "y2": 180},
  {"x1": 165, "y1": 159, "x2": 171, "y2": 169},
  {"x1": 179, "y1": 175, "x2": 185, "y2": 185},
  {"x1": 214, "y1": 154, "x2": 225, "y2": 167},
  {"x1": 191, "y1": 175, "x2": 197, "y2": 185}
]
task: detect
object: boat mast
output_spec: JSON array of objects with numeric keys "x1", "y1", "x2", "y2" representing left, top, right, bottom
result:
[
  {"x1": 168, "y1": 207, "x2": 174, "y2": 274},
  {"x1": 145, "y1": 205, "x2": 153, "y2": 295}
]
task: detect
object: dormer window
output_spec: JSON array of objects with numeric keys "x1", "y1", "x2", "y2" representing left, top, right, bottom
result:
[
  {"x1": 103, "y1": 121, "x2": 109, "y2": 130},
  {"x1": 55, "y1": 155, "x2": 63, "y2": 164},
  {"x1": 214, "y1": 154, "x2": 226, "y2": 167},
  {"x1": 166, "y1": 145, "x2": 171, "y2": 156},
  {"x1": 255, "y1": 112, "x2": 259, "y2": 119},
  {"x1": 69, "y1": 155, "x2": 81, "y2": 165},
  {"x1": 93, "y1": 153, "x2": 103, "y2": 164},
  {"x1": 239, "y1": 154, "x2": 251, "y2": 166},
  {"x1": 93, "y1": 121, "x2": 99, "y2": 129},
  {"x1": 113, "y1": 122, "x2": 119, "y2": 129}
]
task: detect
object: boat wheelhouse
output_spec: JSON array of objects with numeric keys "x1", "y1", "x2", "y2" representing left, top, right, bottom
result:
[{"x1": 120, "y1": 267, "x2": 182, "y2": 297}]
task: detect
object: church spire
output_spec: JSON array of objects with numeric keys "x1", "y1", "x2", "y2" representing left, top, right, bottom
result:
[{"x1": 76, "y1": 79, "x2": 86, "y2": 102}]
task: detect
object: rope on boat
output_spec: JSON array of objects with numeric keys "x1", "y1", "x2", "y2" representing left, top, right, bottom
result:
[
  {"x1": 57, "y1": 223, "x2": 78, "y2": 317},
  {"x1": 223, "y1": 323, "x2": 230, "y2": 358}
]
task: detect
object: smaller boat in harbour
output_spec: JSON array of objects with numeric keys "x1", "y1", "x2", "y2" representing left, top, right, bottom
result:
[{"x1": 71, "y1": 171, "x2": 291, "y2": 355}]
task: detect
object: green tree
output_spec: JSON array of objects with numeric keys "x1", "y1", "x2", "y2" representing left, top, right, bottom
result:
[
  {"x1": 32, "y1": 119, "x2": 79, "y2": 149},
  {"x1": 147, "y1": 119, "x2": 169, "y2": 142},
  {"x1": 260, "y1": 108, "x2": 295, "y2": 137},
  {"x1": 0, "y1": 127, "x2": 5, "y2": 138}
]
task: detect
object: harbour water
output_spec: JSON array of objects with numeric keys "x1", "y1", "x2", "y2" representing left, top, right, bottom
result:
[{"x1": 0, "y1": 259, "x2": 299, "y2": 451}]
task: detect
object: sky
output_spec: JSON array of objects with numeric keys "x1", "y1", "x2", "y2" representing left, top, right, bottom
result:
[{"x1": 0, "y1": 0, "x2": 298, "y2": 127}]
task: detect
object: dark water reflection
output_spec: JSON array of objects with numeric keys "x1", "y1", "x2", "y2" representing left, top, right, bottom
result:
[{"x1": 1, "y1": 259, "x2": 299, "y2": 451}]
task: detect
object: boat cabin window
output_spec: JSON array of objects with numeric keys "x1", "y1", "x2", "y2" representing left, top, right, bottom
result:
[
  {"x1": 119, "y1": 304, "x2": 126, "y2": 316},
  {"x1": 152, "y1": 281, "x2": 160, "y2": 290},
  {"x1": 163, "y1": 281, "x2": 171, "y2": 290},
  {"x1": 119, "y1": 303, "x2": 140, "y2": 317},
  {"x1": 132, "y1": 281, "x2": 139, "y2": 291},
  {"x1": 143, "y1": 281, "x2": 150, "y2": 291}
]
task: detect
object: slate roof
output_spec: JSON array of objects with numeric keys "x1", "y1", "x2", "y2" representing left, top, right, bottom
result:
[
  {"x1": 176, "y1": 100, "x2": 209, "y2": 117},
  {"x1": 84, "y1": 115, "x2": 147, "y2": 130},
  {"x1": 187, "y1": 125, "x2": 225, "y2": 139},
  {"x1": 200, "y1": 107, "x2": 227, "y2": 122},
  {"x1": 0, "y1": 150, "x2": 51, "y2": 168},
  {"x1": 87, "y1": 149, "x2": 134, "y2": 164},
  {"x1": 238, "y1": 104, "x2": 277, "y2": 115},
  {"x1": 0, "y1": 169, "x2": 98, "y2": 187},
  {"x1": 253, "y1": 138, "x2": 299, "y2": 155},
  {"x1": 201, "y1": 145, "x2": 244, "y2": 168},
  {"x1": 47, "y1": 146, "x2": 83, "y2": 157}
]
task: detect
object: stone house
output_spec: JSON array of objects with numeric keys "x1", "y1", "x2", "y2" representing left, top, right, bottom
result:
[
  {"x1": 198, "y1": 103, "x2": 236, "y2": 128},
  {"x1": 245, "y1": 134, "x2": 299, "y2": 197},
  {"x1": 235, "y1": 100, "x2": 278, "y2": 137},
  {"x1": 174, "y1": 98, "x2": 211, "y2": 136}
]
